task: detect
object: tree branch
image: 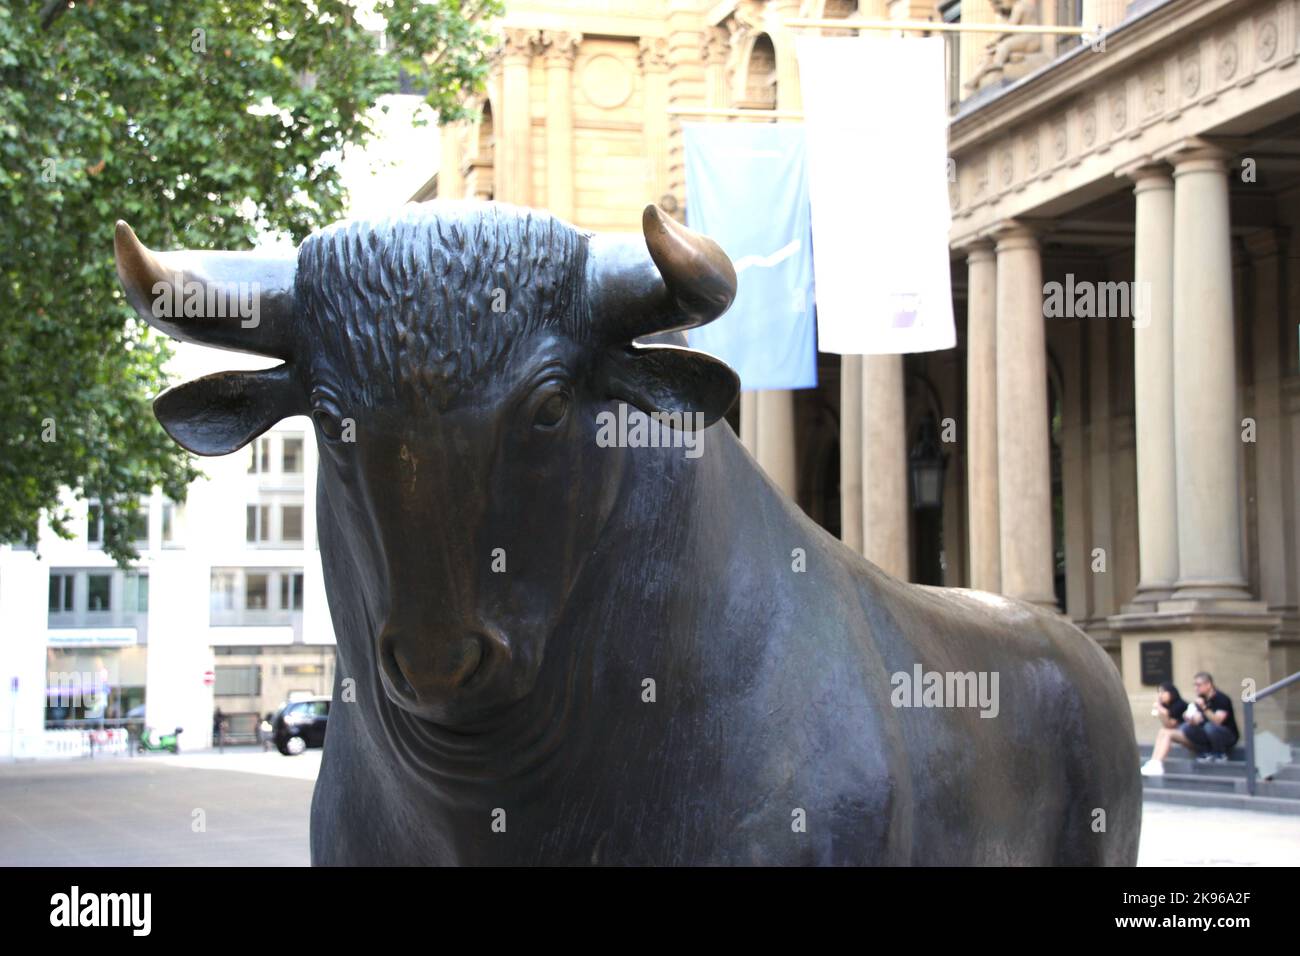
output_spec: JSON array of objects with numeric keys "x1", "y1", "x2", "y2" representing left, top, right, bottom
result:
[{"x1": 38, "y1": 0, "x2": 72, "y2": 31}]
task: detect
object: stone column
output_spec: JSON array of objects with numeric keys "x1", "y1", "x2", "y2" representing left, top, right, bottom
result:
[
  {"x1": 438, "y1": 119, "x2": 466, "y2": 201},
  {"x1": 701, "y1": 27, "x2": 729, "y2": 110},
  {"x1": 639, "y1": 37, "x2": 671, "y2": 209},
  {"x1": 499, "y1": 28, "x2": 538, "y2": 206},
  {"x1": 862, "y1": 355, "x2": 909, "y2": 579},
  {"x1": 994, "y1": 224, "x2": 1056, "y2": 607},
  {"x1": 757, "y1": 391, "x2": 798, "y2": 499},
  {"x1": 740, "y1": 392, "x2": 758, "y2": 457},
  {"x1": 542, "y1": 32, "x2": 579, "y2": 221},
  {"x1": 1165, "y1": 143, "x2": 1250, "y2": 600},
  {"x1": 752, "y1": 4, "x2": 801, "y2": 503},
  {"x1": 965, "y1": 241, "x2": 999, "y2": 592},
  {"x1": 1247, "y1": 230, "x2": 1296, "y2": 612},
  {"x1": 840, "y1": 356, "x2": 864, "y2": 554},
  {"x1": 1122, "y1": 164, "x2": 1179, "y2": 605},
  {"x1": 666, "y1": 6, "x2": 708, "y2": 212}
]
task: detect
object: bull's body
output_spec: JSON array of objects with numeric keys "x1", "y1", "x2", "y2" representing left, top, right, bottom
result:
[
  {"x1": 311, "y1": 425, "x2": 1140, "y2": 866},
  {"x1": 114, "y1": 200, "x2": 1140, "y2": 866}
]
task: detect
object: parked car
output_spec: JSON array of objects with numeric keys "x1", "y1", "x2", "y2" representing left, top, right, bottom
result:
[{"x1": 271, "y1": 697, "x2": 330, "y2": 755}]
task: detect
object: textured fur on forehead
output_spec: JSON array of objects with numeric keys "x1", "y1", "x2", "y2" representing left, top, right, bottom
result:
[{"x1": 295, "y1": 201, "x2": 591, "y2": 409}]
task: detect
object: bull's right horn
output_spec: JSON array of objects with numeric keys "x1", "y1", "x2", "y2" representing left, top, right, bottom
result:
[
  {"x1": 586, "y1": 204, "x2": 737, "y2": 345},
  {"x1": 114, "y1": 221, "x2": 297, "y2": 359}
]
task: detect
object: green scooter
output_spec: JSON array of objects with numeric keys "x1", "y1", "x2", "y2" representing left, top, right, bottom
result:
[{"x1": 137, "y1": 726, "x2": 183, "y2": 754}]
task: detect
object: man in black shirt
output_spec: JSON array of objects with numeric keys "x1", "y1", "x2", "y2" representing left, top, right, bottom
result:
[{"x1": 1141, "y1": 672, "x2": 1239, "y2": 776}]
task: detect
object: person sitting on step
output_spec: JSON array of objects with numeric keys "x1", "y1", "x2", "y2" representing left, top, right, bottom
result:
[{"x1": 1141, "y1": 672, "x2": 1239, "y2": 776}]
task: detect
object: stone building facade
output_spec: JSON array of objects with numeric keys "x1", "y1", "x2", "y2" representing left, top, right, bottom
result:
[{"x1": 425, "y1": 0, "x2": 1300, "y2": 742}]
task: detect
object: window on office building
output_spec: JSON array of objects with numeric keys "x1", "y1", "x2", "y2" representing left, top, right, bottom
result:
[
  {"x1": 128, "y1": 506, "x2": 149, "y2": 546},
  {"x1": 214, "y1": 665, "x2": 261, "y2": 697},
  {"x1": 48, "y1": 573, "x2": 74, "y2": 613},
  {"x1": 87, "y1": 574, "x2": 112, "y2": 612},
  {"x1": 248, "y1": 435, "x2": 272, "y2": 474},
  {"x1": 282, "y1": 436, "x2": 303, "y2": 474},
  {"x1": 281, "y1": 571, "x2": 304, "y2": 611},
  {"x1": 210, "y1": 570, "x2": 238, "y2": 615},
  {"x1": 281, "y1": 505, "x2": 304, "y2": 545},
  {"x1": 161, "y1": 500, "x2": 179, "y2": 546},
  {"x1": 124, "y1": 572, "x2": 149, "y2": 613},
  {"x1": 245, "y1": 573, "x2": 269, "y2": 610},
  {"x1": 246, "y1": 504, "x2": 272, "y2": 544},
  {"x1": 210, "y1": 567, "x2": 304, "y2": 625}
]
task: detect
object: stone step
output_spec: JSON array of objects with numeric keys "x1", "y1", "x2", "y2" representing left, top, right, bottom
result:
[
  {"x1": 1157, "y1": 757, "x2": 1247, "y2": 777},
  {"x1": 1141, "y1": 773, "x2": 1300, "y2": 800},
  {"x1": 1260, "y1": 779, "x2": 1300, "y2": 799},
  {"x1": 1137, "y1": 743, "x2": 1247, "y2": 761},
  {"x1": 1143, "y1": 773, "x2": 1238, "y2": 794},
  {"x1": 1142, "y1": 787, "x2": 1300, "y2": 816}
]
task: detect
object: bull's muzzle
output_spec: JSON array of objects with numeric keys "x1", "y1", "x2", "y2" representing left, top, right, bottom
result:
[{"x1": 378, "y1": 625, "x2": 511, "y2": 717}]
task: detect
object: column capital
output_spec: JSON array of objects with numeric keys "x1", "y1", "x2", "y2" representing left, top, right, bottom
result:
[
  {"x1": 638, "y1": 36, "x2": 670, "y2": 73},
  {"x1": 1154, "y1": 137, "x2": 1236, "y2": 173},
  {"x1": 1115, "y1": 158, "x2": 1173, "y2": 189},
  {"x1": 541, "y1": 30, "x2": 581, "y2": 68},
  {"x1": 501, "y1": 27, "x2": 541, "y2": 64},
  {"x1": 958, "y1": 238, "x2": 996, "y2": 264},
  {"x1": 701, "y1": 26, "x2": 730, "y2": 66},
  {"x1": 991, "y1": 220, "x2": 1040, "y2": 252}
]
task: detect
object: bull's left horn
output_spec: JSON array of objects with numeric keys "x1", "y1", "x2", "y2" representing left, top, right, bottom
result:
[
  {"x1": 587, "y1": 204, "x2": 737, "y2": 343},
  {"x1": 114, "y1": 221, "x2": 297, "y2": 359}
]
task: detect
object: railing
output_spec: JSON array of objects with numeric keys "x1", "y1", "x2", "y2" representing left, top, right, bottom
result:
[
  {"x1": 1244, "y1": 670, "x2": 1300, "y2": 796},
  {"x1": 34, "y1": 717, "x2": 144, "y2": 759}
]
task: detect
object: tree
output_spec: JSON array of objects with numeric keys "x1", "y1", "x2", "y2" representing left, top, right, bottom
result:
[{"x1": 0, "y1": 0, "x2": 501, "y2": 564}]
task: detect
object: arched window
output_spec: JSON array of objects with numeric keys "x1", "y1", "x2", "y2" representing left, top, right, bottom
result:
[
  {"x1": 465, "y1": 101, "x2": 495, "y2": 201},
  {"x1": 742, "y1": 34, "x2": 778, "y2": 110}
]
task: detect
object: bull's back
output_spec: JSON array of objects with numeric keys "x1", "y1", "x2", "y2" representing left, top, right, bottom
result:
[{"x1": 858, "y1": 569, "x2": 1141, "y2": 864}]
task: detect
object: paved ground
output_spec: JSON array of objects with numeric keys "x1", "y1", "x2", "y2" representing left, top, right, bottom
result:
[
  {"x1": 0, "y1": 750, "x2": 317, "y2": 866},
  {"x1": 0, "y1": 751, "x2": 1295, "y2": 865},
  {"x1": 1136, "y1": 802, "x2": 1300, "y2": 866}
]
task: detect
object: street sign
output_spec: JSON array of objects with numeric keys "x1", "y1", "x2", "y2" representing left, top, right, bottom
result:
[
  {"x1": 9, "y1": 677, "x2": 17, "y2": 693},
  {"x1": 203, "y1": 670, "x2": 215, "y2": 687}
]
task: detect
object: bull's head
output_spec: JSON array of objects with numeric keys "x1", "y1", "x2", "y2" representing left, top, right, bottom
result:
[{"x1": 115, "y1": 202, "x2": 737, "y2": 728}]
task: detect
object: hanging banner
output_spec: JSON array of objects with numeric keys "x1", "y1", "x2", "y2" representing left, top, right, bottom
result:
[
  {"x1": 684, "y1": 123, "x2": 817, "y2": 390},
  {"x1": 795, "y1": 36, "x2": 956, "y2": 355}
]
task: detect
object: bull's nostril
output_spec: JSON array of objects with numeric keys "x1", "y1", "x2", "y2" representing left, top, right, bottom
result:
[
  {"x1": 383, "y1": 644, "x2": 416, "y2": 699},
  {"x1": 453, "y1": 635, "x2": 485, "y2": 688}
]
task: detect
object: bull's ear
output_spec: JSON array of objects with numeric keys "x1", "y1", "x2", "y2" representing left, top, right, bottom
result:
[
  {"x1": 154, "y1": 365, "x2": 306, "y2": 456},
  {"x1": 601, "y1": 344, "x2": 739, "y2": 427}
]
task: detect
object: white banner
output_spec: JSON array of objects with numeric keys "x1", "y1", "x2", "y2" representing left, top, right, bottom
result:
[{"x1": 796, "y1": 36, "x2": 956, "y2": 355}]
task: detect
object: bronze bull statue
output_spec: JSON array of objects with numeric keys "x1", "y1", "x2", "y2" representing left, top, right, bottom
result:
[{"x1": 114, "y1": 201, "x2": 1141, "y2": 864}]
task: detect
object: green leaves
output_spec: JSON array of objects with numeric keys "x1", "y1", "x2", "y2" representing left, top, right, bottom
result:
[{"x1": 0, "y1": 0, "x2": 500, "y2": 565}]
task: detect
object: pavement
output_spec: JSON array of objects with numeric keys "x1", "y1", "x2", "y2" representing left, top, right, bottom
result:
[
  {"x1": 0, "y1": 750, "x2": 318, "y2": 866},
  {"x1": 0, "y1": 750, "x2": 1295, "y2": 865},
  {"x1": 1136, "y1": 801, "x2": 1300, "y2": 866}
]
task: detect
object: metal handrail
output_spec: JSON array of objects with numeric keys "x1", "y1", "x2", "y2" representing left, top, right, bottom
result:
[
  {"x1": 1243, "y1": 670, "x2": 1300, "y2": 796},
  {"x1": 37, "y1": 717, "x2": 144, "y2": 759}
]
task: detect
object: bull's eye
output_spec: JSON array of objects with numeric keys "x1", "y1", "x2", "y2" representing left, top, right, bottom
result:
[
  {"x1": 312, "y1": 408, "x2": 343, "y2": 443},
  {"x1": 533, "y1": 388, "x2": 570, "y2": 429}
]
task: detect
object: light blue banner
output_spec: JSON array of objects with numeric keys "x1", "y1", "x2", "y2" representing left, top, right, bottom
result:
[{"x1": 684, "y1": 123, "x2": 817, "y2": 391}]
